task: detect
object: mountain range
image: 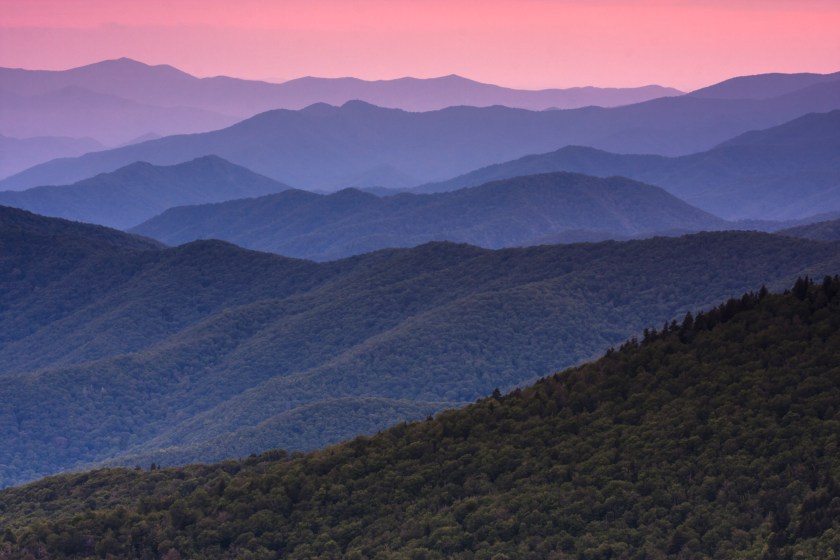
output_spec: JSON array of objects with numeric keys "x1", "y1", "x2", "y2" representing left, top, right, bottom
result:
[
  {"x1": 2, "y1": 278, "x2": 838, "y2": 558},
  {"x1": 0, "y1": 156, "x2": 290, "y2": 229},
  {"x1": 3, "y1": 205, "x2": 840, "y2": 487},
  {"x1": 0, "y1": 57, "x2": 682, "y2": 116},
  {"x1": 130, "y1": 172, "x2": 728, "y2": 261},
  {"x1": 416, "y1": 110, "x2": 840, "y2": 220},
  {"x1": 0, "y1": 58, "x2": 679, "y2": 167},
  {"x1": 3, "y1": 71, "x2": 838, "y2": 191},
  {"x1": 1, "y1": 112, "x2": 836, "y2": 236}
]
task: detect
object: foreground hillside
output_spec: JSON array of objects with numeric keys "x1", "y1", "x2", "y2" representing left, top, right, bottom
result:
[
  {"x1": 3, "y1": 205, "x2": 840, "y2": 487},
  {"x1": 131, "y1": 173, "x2": 727, "y2": 260},
  {"x1": 1, "y1": 278, "x2": 838, "y2": 558}
]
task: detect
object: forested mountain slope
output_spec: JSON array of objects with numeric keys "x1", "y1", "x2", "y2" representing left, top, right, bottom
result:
[
  {"x1": 3, "y1": 207, "x2": 840, "y2": 487},
  {"x1": 1, "y1": 278, "x2": 838, "y2": 558}
]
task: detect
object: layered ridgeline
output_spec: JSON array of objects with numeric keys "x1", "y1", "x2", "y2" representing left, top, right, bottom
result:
[
  {"x1": 3, "y1": 206, "x2": 840, "y2": 487},
  {"x1": 0, "y1": 156, "x2": 290, "y2": 229},
  {"x1": 131, "y1": 173, "x2": 728, "y2": 261},
  {"x1": 0, "y1": 57, "x2": 681, "y2": 117},
  {"x1": 4, "y1": 73, "x2": 840, "y2": 191},
  {"x1": 0, "y1": 57, "x2": 678, "y2": 178},
  {"x1": 417, "y1": 110, "x2": 840, "y2": 221},
  {"x1": 2, "y1": 279, "x2": 839, "y2": 559}
]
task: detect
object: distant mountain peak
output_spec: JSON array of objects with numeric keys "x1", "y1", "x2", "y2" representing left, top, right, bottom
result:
[
  {"x1": 437, "y1": 73, "x2": 471, "y2": 81},
  {"x1": 71, "y1": 57, "x2": 196, "y2": 79},
  {"x1": 340, "y1": 99, "x2": 394, "y2": 111},
  {"x1": 75, "y1": 57, "x2": 150, "y2": 71},
  {"x1": 299, "y1": 102, "x2": 339, "y2": 116},
  {"x1": 109, "y1": 57, "x2": 146, "y2": 65}
]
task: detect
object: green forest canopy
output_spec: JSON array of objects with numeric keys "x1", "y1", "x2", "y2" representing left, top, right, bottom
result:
[{"x1": 1, "y1": 277, "x2": 838, "y2": 559}]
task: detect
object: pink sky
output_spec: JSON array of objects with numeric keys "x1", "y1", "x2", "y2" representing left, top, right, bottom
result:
[{"x1": 1, "y1": 0, "x2": 839, "y2": 90}]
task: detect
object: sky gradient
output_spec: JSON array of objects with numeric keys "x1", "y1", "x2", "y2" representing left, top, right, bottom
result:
[{"x1": 2, "y1": 0, "x2": 839, "y2": 90}]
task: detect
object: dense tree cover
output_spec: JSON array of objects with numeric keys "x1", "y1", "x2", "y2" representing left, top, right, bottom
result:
[
  {"x1": 0, "y1": 205, "x2": 162, "y2": 347},
  {"x1": 1, "y1": 278, "x2": 839, "y2": 558},
  {"x1": 3, "y1": 206, "x2": 840, "y2": 487},
  {"x1": 417, "y1": 111, "x2": 840, "y2": 221},
  {"x1": 96, "y1": 398, "x2": 457, "y2": 470},
  {"x1": 779, "y1": 218, "x2": 840, "y2": 242},
  {"x1": 131, "y1": 172, "x2": 726, "y2": 261},
  {"x1": 0, "y1": 156, "x2": 289, "y2": 229}
]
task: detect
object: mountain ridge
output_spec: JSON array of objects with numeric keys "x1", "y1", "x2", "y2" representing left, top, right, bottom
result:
[
  {"x1": 130, "y1": 172, "x2": 729, "y2": 260},
  {"x1": 0, "y1": 57, "x2": 682, "y2": 116},
  {"x1": 689, "y1": 70, "x2": 840, "y2": 99},
  {"x1": 4, "y1": 79, "x2": 839, "y2": 191},
  {"x1": 0, "y1": 156, "x2": 290, "y2": 228},
  {"x1": 415, "y1": 110, "x2": 840, "y2": 220}
]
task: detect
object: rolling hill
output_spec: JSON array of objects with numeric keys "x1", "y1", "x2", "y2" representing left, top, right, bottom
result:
[
  {"x1": 417, "y1": 110, "x2": 840, "y2": 221},
  {"x1": 3, "y1": 76, "x2": 839, "y2": 191},
  {"x1": 2, "y1": 207, "x2": 840, "y2": 487},
  {"x1": 1, "y1": 278, "x2": 838, "y2": 558},
  {"x1": 131, "y1": 172, "x2": 729, "y2": 260},
  {"x1": 0, "y1": 156, "x2": 291, "y2": 229}
]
